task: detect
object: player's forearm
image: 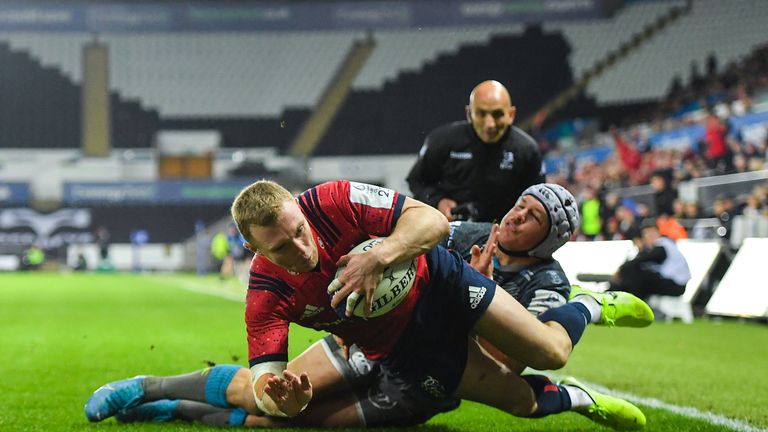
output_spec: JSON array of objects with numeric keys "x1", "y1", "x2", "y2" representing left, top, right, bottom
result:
[{"x1": 377, "y1": 200, "x2": 449, "y2": 266}]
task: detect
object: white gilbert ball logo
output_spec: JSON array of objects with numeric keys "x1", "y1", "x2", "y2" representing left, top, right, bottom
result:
[{"x1": 333, "y1": 237, "x2": 417, "y2": 318}]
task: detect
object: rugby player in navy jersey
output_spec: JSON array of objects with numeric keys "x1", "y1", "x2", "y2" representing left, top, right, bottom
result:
[{"x1": 86, "y1": 181, "x2": 651, "y2": 430}]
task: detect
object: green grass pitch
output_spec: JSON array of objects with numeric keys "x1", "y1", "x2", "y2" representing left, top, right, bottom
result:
[{"x1": 1, "y1": 272, "x2": 767, "y2": 431}]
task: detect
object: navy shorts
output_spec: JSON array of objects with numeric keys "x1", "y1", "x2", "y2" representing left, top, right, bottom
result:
[
  {"x1": 321, "y1": 334, "x2": 459, "y2": 427},
  {"x1": 320, "y1": 247, "x2": 496, "y2": 426},
  {"x1": 377, "y1": 246, "x2": 496, "y2": 419}
]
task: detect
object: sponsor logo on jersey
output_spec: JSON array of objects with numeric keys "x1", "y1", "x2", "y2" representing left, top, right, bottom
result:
[
  {"x1": 548, "y1": 270, "x2": 563, "y2": 285},
  {"x1": 449, "y1": 151, "x2": 473, "y2": 160},
  {"x1": 349, "y1": 182, "x2": 395, "y2": 209},
  {"x1": 499, "y1": 151, "x2": 515, "y2": 170},
  {"x1": 468, "y1": 285, "x2": 487, "y2": 309}
]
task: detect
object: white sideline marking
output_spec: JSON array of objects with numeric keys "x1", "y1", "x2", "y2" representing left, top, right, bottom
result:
[
  {"x1": 581, "y1": 380, "x2": 767, "y2": 432},
  {"x1": 149, "y1": 276, "x2": 246, "y2": 303}
]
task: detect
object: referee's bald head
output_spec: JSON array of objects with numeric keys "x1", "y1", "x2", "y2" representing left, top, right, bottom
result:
[{"x1": 466, "y1": 80, "x2": 516, "y2": 144}]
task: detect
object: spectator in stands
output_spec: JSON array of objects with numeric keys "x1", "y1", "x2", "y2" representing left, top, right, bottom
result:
[
  {"x1": 579, "y1": 187, "x2": 601, "y2": 240},
  {"x1": 616, "y1": 205, "x2": 640, "y2": 240},
  {"x1": 608, "y1": 219, "x2": 691, "y2": 301},
  {"x1": 656, "y1": 213, "x2": 688, "y2": 241},
  {"x1": 600, "y1": 191, "x2": 620, "y2": 238},
  {"x1": 706, "y1": 52, "x2": 718, "y2": 76},
  {"x1": 742, "y1": 194, "x2": 763, "y2": 217},
  {"x1": 406, "y1": 80, "x2": 544, "y2": 223},
  {"x1": 611, "y1": 128, "x2": 642, "y2": 176},
  {"x1": 689, "y1": 61, "x2": 706, "y2": 94},
  {"x1": 732, "y1": 153, "x2": 749, "y2": 173},
  {"x1": 754, "y1": 184, "x2": 768, "y2": 212},
  {"x1": 650, "y1": 172, "x2": 677, "y2": 216},
  {"x1": 672, "y1": 199, "x2": 686, "y2": 219},
  {"x1": 602, "y1": 216, "x2": 623, "y2": 241},
  {"x1": 702, "y1": 108, "x2": 730, "y2": 174},
  {"x1": 683, "y1": 201, "x2": 700, "y2": 219},
  {"x1": 667, "y1": 75, "x2": 684, "y2": 101}
]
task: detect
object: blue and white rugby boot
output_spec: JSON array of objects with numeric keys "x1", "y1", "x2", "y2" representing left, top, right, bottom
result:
[
  {"x1": 84, "y1": 376, "x2": 146, "y2": 422},
  {"x1": 116, "y1": 399, "x2": 179, "y2": 423}
]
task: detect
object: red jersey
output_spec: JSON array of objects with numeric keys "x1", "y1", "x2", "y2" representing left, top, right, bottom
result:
[{"x1": 245, "y1": 180, "x2": 431, "y2": 367}]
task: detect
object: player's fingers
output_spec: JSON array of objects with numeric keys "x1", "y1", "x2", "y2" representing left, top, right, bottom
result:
[
  {"x1": 264, "y1": 382, "x2": 282, "y2": 399},
  {"x1": 327, "y1": 278, "x2": 343, "y2": 294},
  {"x1": 329, "y1": 284, "x2": 353, "y2": 308},
  {"x1": 282, "y1": 370, "x2": 299, "y2": 382},
  {"x1": 335, "y1": 254, "x2": 350, "y2": 267},
  {"x1": 300, "y1": 373, "x2": 312, "y2": 391},
  {"x1": 363, "y1": 285, "x2": 374, "y2": 317},
  {"x1": 287, "y1": 373, "x2": 301, "y2": 392},
  {"x1": 471, "y1": 244, "x2": 481, "y2": 259},
  {"x1": 488, "y1": 224, "x2": 500, "y2": 244},
  {"x1": 486, "y1": 240, "x2": 496, "y2": 255},
  {"x1": 345, "y1": 291, "x2": 360, "y2": 317}
]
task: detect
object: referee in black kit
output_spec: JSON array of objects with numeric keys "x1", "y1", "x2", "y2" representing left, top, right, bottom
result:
[{"x1": 406, "y1": 80, "x2": 545, "y2": 223}]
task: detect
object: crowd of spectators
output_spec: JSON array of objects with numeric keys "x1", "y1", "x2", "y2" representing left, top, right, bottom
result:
[{"x1": 546, "y1": 44, "x2": 768, "y2": 245}]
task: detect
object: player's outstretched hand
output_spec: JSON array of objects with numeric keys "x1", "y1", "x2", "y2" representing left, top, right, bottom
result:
[
  {"x1": 264, "y1": 371, "x2": 312, "y2": 417},
  {"x1": 470, "y1": 223, "x2": 498, "y2": 279}
]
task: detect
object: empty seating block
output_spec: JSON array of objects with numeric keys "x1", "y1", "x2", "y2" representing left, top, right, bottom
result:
[
  {"x1": 0, "y1": 31, "x2": 360, "y2": 117},
  {"x1": 586, "y1": 0, "x2": 768, "y2": 103}
]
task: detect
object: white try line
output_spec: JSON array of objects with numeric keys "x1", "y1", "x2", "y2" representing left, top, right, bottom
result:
[{"x1": 586, "y1": 381, "x2": 767, "y2": 432}]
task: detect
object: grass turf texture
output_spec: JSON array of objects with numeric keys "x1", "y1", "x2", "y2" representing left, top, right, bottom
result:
[{"x1": 1, "y1": 272, "x2": 766, "y2": 432}]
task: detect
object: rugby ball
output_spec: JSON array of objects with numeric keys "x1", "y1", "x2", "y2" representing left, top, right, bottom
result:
[{"x1": 332, "y1": 237, "x2": 417, "y2": 318}]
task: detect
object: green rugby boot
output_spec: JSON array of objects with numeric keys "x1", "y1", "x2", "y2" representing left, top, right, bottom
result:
[
  {"x1": 561, "y1": 376, "x2": 646, "y2": 431},
  {"x1": 570, "y1": 285, "x2": 654, "y2": 327}
]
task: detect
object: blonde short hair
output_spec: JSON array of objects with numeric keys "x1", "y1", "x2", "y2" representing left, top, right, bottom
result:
[{"x1": 231, "y1": 180, "x2": 295, "y2": 244}]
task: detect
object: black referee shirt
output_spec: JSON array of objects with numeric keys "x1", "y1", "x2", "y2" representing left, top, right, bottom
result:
[{"x1": 406, "y1": 121, "x2": 545, "y2": 223}]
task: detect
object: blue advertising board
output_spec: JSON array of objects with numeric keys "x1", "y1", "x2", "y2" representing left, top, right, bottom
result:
[
  {"x1": 63, "y1": 180, "x2": 254, "y2": 205},
  {"x1": 648, "y1": 110, "x2": 768, "y2": 152},
  {"x1": 544, "y1": 146, "x2": 612, "y2": 175},
  {"x1": 0, "y1": 182, "x2": 30, "y2": 205}
]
